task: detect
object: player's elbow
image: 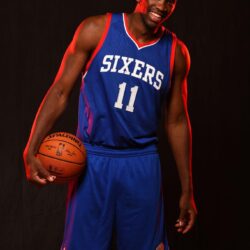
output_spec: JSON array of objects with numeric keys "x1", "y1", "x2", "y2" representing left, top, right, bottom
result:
[
  {"x1": 49, "y1": 83, "x2": 69, "y2": 108},
  {"x1": 165, "y1": 112, "x2": 191, "y2": 138},
  {"x1": 166, "y1": 111, "x2": 187, "y2": 128}
]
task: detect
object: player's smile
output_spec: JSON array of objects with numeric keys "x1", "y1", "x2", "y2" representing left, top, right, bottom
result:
[
  {"x1": 148, "y1": 9, "x2": 166, "y2": 24},
  {"x1": 136, "y1": 0, "x2": 176, "y2": 30}
]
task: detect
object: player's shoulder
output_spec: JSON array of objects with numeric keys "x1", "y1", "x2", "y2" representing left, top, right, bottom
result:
[
  {"x1": 73, "y1": 14, "x2": 109, "y2": 51},
  {"x1": 164, "y1": 29, "x2": 189, "y2": 58},
  {"x1": 175, "y1": 38, "x2": 190, "y2": 63},
  {"x1": 79, "y1": 14, "x2": 107, "y2": 34},
  {"x1": 174, "y1": 38, "x2": 191, "y2": 75}
]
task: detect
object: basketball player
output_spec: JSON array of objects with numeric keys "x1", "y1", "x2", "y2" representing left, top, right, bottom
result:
[{"x1": 23, "y1": 0, "x2": 197, "y2": 249}]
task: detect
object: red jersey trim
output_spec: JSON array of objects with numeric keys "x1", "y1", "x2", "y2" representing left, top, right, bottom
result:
[
  {"x1": 123, "y1": 13, "x2": 164, "y2": 50},
  {"x1": 169, "y1": 33, "x2": 177, "y2": 85},
  {"x1": 84, "y1": 13, "x2": 112, "y2": 73}
]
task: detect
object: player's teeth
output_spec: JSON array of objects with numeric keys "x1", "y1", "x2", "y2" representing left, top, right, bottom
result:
[{"x1": 151, "y1": 12, "x2": 161, "y2": 18}]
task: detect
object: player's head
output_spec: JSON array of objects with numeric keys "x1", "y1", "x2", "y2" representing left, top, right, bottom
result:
[{"x1": 134, "y1": 0, "x2": 177, "y2": 28}]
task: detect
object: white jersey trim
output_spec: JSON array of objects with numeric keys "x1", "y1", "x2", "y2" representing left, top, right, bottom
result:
[{"x1": 122, "y1": 13, "x2": 162, "y2": 50}]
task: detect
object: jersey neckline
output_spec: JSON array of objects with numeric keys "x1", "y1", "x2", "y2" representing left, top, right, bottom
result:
[{"x1": 122, "y1": 13, "x2": 164, "y2": 50}]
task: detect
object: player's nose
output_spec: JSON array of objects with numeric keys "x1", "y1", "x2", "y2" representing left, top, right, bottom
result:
[{"x1": 155, "y1": 0, "x2": 168, "y2": 11}]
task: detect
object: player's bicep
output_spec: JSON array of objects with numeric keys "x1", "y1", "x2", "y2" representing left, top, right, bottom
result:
[
  {"x1": 166, "y1": 40, "x2": 190, "y2": 124},
  {"x1": 53, "y1": 27, "x2": 92, "y2": 94},
  {"x1": 53, "y1": 42, "x2": 89, "y2": 92}
]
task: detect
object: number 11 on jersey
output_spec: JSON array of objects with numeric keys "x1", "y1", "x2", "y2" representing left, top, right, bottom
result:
[{"x1": 114, "y1": 82, "x2": 139, "y2": 113}]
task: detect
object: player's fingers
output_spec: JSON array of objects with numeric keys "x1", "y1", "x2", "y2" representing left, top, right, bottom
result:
[
  {"x1": 29, "y1": 172, "x2": 48, "y2": 185},
  {"x1": 28, "y1": 163, "x2": 55, "y2": 184},
  {"x1": 176, "y1": 209, "x2": 186, "y2": 224},
  {"x1": 175, "y1": 220, "x2": 185, "y2": 228},
  {"x1": 182, "y1": 219, "x2": 193, "y2": 234},
  {"x1": 175, "y1": 218, "x2": 186, "y2": 232},
  {"x1": 182, "y1": 210, "x2": 196, "y2": 234},
  {"x1": 36, "y1": 165, "x2": 56, "y2": 182},
  {"x1": 175, "y1": 208, "x2": 189, "y2": 232}
]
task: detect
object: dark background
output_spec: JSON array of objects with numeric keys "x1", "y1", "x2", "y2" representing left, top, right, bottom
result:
[{"x1": 0, "y1": 0, "x2": 249, "y2": 249}]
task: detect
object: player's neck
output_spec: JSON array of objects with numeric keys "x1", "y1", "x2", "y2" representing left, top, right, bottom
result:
[{"x1": 126, "y1": 13, "x2": 163, "y2": 44}]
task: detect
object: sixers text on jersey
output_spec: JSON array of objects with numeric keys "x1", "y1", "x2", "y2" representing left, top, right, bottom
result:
[{"x1": 100, "y1": 55, "x2": 164, "y2": 91}]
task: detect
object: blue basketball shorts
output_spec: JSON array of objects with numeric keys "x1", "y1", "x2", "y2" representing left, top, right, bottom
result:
[{"x1": 61, "y1": 144, "x2": 169, "y2": 250}]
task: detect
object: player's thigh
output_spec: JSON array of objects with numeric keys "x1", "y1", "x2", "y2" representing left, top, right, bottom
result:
[
  {"x1": 62, "y1": 154, "x2": 116, "y2": 250},
  {"x1": 115, "y1": 154, "x2": 166, "y2": 249}
]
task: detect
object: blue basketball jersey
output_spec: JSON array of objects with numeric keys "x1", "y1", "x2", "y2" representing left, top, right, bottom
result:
[{"x1": 77, "y1": 13, "x2": 177, "y2": 148}]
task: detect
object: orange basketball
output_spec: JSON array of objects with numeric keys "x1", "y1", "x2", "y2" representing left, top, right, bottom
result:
[{"x1": 37, "y1": 132, "x2": 86, "y2": 183}]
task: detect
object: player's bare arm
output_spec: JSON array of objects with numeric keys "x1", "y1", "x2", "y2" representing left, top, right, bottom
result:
[
  {"x1": 165, "y1": 39, "x2": 197, "y2": 233},
  {"x1": 23, "y1": 15, "x2": 107, "y2": 185}
]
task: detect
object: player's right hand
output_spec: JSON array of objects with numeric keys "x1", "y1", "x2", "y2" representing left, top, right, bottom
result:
[{"x1": 23, "y1": 152, "x2": 56, "y2": 185}]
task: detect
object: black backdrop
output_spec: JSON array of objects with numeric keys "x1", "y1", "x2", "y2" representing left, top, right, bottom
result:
[{"x1": 0, "y1": 1, "x2": 249, "y2": 249}]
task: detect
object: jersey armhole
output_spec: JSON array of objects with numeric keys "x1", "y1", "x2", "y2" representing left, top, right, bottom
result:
[{"x1": 84, "y1": 13, "x2": 112, "y2": 74}]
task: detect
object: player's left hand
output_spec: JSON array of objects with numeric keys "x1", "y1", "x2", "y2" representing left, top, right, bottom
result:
[{"x1": 175, "y1": 194, "x2": 197, "y2": 234}]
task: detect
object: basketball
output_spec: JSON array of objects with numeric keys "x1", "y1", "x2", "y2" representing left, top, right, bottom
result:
[{"x1": 36, "y1": 132, "x2": 86, "y2": 183}]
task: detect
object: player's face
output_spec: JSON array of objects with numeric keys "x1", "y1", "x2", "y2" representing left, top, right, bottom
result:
[{"x1": 136, "y1": 0, "x2": 176, "y2": 28}]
